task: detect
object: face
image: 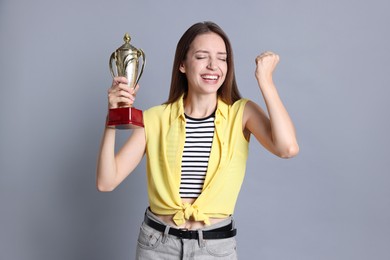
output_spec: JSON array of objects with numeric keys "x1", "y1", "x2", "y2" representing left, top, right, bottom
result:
[{"x1": 179, "y1": 32, "x2": 228, "y2": 96}]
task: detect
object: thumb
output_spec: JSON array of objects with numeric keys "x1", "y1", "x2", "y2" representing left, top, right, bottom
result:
[{"x1": 132, "y1": 84, "x2": 140, "y2": 94}]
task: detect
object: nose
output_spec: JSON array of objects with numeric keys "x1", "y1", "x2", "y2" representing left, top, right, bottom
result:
[{"x1": 207, "y1": 59, "x2": 217, "y2": 70}]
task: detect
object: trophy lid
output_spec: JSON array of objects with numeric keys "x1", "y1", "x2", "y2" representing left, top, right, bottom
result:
[{"x1": 117, "y1": 33, "x2": 139, "y2": 52}]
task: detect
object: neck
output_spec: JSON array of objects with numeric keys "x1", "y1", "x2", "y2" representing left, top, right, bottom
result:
[{"x1": 184, "y1": 93, "x2": 217, "y2": 119}]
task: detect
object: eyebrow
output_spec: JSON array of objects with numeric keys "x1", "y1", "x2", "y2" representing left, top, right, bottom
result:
[{"x1": 194, "y1": 50, "x2": 227, "y2": 55}]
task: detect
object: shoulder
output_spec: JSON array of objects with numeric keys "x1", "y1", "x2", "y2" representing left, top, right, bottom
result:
[
  {"x1": 143, "y1": 104, "x2": 168, "y2": 138},
  {"x1": 242, "y1": 99, "x2": 262, "y2": 119},
  {"x1": 229, "y1": 98, "x2": 250, "y2": 115},
  {"x1": 242, "y1": 99, "x2": 263, "y2": 115},
  {"x1": 232, "y1": 98, "x2": 250, "y2": 108},
  {"x1": 218, "y1": 98, "x2": 250, "y2": 125}
]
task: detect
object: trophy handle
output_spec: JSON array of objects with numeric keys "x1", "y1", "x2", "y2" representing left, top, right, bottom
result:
[
  {"x1": 109, "y1": 52, "x2": 117, "y2": 78},
  {"x1": 134, "y1": 49, "x2": 146, "y2": 89}
]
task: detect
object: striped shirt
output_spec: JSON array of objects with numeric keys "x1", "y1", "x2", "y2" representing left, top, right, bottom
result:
[{"x1": 179, "y1": 112, "x2": 215, "y2": 198}]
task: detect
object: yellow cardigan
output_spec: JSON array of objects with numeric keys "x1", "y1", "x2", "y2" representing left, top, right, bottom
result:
[{"x1": 143, "y1": 96, "x2": 249, "y2": 226}]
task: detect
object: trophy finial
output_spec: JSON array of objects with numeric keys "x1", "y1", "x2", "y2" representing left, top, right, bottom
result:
[{"x1": 124, "y1": 33, "x2": 131, "y2": 44}]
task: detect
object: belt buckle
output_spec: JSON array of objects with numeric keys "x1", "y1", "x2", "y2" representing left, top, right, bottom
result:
[
  {"x1": 178, "y1": 228, "x2": 198, "y2": 239},
  {"x1": 178, "y1": 228, "x2": 189, "y2": 237}
]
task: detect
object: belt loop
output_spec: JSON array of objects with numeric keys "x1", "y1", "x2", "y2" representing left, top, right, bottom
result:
[
  {"x1": 197, "y1": 230, "x2": 205, "y2": 248},
  {"x1": 162, "y1": 225, "x2": 170, "y2": 244},
  {"x1": 231, "y1": 216, "x2": 236, "y2": 230}
]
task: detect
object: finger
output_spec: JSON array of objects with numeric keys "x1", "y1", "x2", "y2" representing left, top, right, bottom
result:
[
  {"x1": 117, "y1": 89, "x2": 134, "y2": 100},
  {"x1": 256, "y1": 53, "x2": 268, "y2": 62},
  {"x1": 108, "y1": 83, "x2": 126, "y2": 94},
  {"x1": 110, "y1": 83, "x2": 133, "y2": 96},
  {"x1": 110, "y1": 81, "x2": 125, "y2": 92},
  {"x1": 263, "y1": 51, "x2": 275, "y2": 55},
  {"x1": 116, "y1": 96, "x2": 134, "y2": 104},
  {"x1": 256, "y1": 51, "x2": 279, "y2": 63},
  {"x1": 112, "y1": 76, "x2": 128, "y2": 86},
  {"x1": 116, "y1": 83, "x2": 133, "y2": 91},
  {"x1": 108, "y1": 96, "x2": 134, "y2": 107},
  {"x1": 260, "y1": 52, "x2": 274, "y2": 58},
  {"x1": 109, "y1": 87, "x2": 134, "y2": 101},
  {"x1": 131, "y1": 84, "x2": 140, "y2": 94}
]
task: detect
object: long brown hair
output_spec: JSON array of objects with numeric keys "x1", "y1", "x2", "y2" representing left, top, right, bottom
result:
[{"x1": 165, "y1": 21, "x2": 241, "y2": 105}]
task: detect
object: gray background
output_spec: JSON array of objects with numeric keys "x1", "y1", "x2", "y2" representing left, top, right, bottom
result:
[{"x1": 1, "y1": 0, "x2": 389, "y2": 259}]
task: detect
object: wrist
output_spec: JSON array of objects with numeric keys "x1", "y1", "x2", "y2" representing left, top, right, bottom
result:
[
  {"x1": 256, "y1": 74, "x2": 273, "y2": 86},
  {"x1": 105, "y1": 114, "x2": 115, "y2": 129}
]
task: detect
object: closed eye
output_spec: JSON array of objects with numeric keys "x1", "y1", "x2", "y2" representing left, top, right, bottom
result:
[{"x1": 217, "y1": 55, "x2": 227, "y2": 62}]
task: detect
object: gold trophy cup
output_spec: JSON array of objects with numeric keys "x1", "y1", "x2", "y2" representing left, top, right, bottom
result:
[{"x1": 107, "y1": 33, "x2": 145, "y2": 128}]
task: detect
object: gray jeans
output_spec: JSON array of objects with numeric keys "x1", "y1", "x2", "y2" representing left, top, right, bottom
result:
[{"x1": 135, "y1": 208, "x2": 238, "y2": 259}]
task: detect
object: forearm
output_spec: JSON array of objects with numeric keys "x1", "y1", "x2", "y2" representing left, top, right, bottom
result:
[
  {"x1": 96, "y1": 126, "x2": 118, "y2": 191},
  {"x1": 96, "y1": 77, "x2": 143, "y2": 191},
  {"x1": 257, "y1": 77, "x2": 299, "y2": 157}
]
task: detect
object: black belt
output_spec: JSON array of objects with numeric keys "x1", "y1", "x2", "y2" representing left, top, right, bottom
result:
[{"x1": 144, "y1": 216, "x2": 237, "y2": 240}]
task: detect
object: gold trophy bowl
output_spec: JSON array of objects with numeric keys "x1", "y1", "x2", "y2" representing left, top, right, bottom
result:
[{"x1": 107, "y1": 33, "x2": 145, "y2": 129}]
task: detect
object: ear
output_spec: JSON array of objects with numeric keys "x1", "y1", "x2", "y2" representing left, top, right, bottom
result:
[{"x1": 179, "y1": 62, "x2": 186, "y2": 73}]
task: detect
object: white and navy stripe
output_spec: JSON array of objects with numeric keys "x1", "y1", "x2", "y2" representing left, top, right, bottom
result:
[{"x1": 180, "y1": 112, "x2": 215, "y2": 198}]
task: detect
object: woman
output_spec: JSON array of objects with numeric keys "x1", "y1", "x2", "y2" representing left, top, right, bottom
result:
[{"x1": 97, "y1": 21, "x2": 299, "y2": 259}]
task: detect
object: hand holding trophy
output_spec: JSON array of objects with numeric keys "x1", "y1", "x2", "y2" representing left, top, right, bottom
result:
[{"x1": 107, "y1": 33, "x2": 145, "y2": 129}]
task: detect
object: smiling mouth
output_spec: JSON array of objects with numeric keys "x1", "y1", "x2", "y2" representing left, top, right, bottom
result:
[{"x1": 201, "y1": 74, "x2": 219, "y2": 80}]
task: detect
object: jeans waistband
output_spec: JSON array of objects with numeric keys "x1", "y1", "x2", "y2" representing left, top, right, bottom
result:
[{"x1": 144, "y1": 208, "x2": 237, "y2": 240}]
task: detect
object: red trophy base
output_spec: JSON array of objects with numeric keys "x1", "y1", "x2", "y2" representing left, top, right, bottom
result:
[{"x1": 107, "y1": 107, "x2": 144, "y2": 129}]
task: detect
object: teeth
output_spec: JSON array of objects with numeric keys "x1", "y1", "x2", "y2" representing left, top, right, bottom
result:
[{"x1": 202, "y1": 75, "x2": 218, "y2": 80}]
